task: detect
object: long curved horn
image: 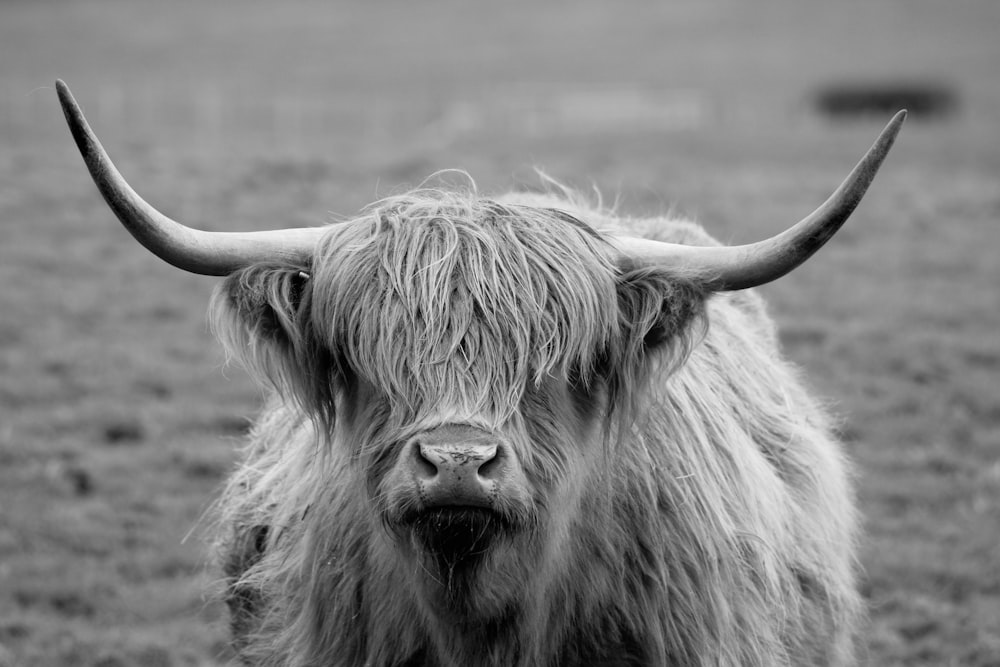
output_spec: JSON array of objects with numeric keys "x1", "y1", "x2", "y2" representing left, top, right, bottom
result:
[
  {"x1": 615, "y1": 110, "x2": 906, "y2": 291},
  {"x1": 56, "y1": 80, "x2": 325, "y2": 276}
]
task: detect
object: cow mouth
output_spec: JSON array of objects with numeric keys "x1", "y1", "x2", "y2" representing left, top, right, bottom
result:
[{"x1": 406, "y1": 507, "x2": 509, "y2": 567}]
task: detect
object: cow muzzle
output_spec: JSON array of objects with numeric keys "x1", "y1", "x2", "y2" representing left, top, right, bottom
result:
[
  {"x1": 384, "y1": 424, "x2": 530, "y2": 562},
  {"x1": 403, "y1": 425, "x2": 508, "y2": 511}
]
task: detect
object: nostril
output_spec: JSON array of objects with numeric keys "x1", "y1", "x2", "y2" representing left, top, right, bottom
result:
[
  {"x1": 413, "y1": 441, "x2": 439, "y2": 480},
  {"x1": 476, "y1": 449, "x2": 501, "y2": 480}
]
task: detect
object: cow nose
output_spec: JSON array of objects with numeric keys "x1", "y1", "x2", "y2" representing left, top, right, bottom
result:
[{"x1": 411, "y1": 440, "x2": 501, "y2": 508}]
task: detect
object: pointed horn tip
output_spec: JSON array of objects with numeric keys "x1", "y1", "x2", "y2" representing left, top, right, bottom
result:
[
  {"x1": 889, "y1": 108, "x2": 907, "y2": 130},
  {"x1": 858, "y1": 110, "x2": 906, "y2": 173},
  {"x1": 881, "y1": 109, "x2": 907, "y2": 143},
  {"x1": 55, "y1": 79, "x2": 72, "y2": 103},
  {"x1": 55, "y1": 80, "x2": 83, "y2": 122}
]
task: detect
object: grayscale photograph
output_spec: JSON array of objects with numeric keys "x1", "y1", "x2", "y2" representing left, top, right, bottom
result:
[{"x1": 0, "y1": 1, "x2": 997, "y2": 665}]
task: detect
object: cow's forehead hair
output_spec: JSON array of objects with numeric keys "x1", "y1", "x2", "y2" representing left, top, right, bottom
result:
[
  {"x1": 390, "y1": 404, "x2": 502, "y2": 440},
  {"x1": 308, "y1": 187, "x2": 621, "y2": 425}
]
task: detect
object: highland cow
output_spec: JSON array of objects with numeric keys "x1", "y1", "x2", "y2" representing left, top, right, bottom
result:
[{"x1": 57, "y1": 80, "x2": 905, "y2": 666}]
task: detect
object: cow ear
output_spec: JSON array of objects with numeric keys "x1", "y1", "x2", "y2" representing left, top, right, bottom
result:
[
  {"x1": 210, "y1": 265, "x2": 313, "y2": 386},
  {"x1": 615, "y1": 269, "x2": 707, "y2": 354},
  {"x1": 219, "y1": 265, "x2": 310, "y2": 344}
]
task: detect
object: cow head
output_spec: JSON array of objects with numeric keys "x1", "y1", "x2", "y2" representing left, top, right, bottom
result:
[{"x1": 207, "y1": 191, "x2": 710, "y2": 619}]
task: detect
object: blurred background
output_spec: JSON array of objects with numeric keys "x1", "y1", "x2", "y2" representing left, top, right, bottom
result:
[{"x1": 1, "y1": 0, "x2": 998, "y2": 664}]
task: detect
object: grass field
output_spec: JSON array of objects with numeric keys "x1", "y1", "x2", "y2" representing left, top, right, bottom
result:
[{"x1": 1, "y1": 0, "x2": 999, "y2": 664}]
